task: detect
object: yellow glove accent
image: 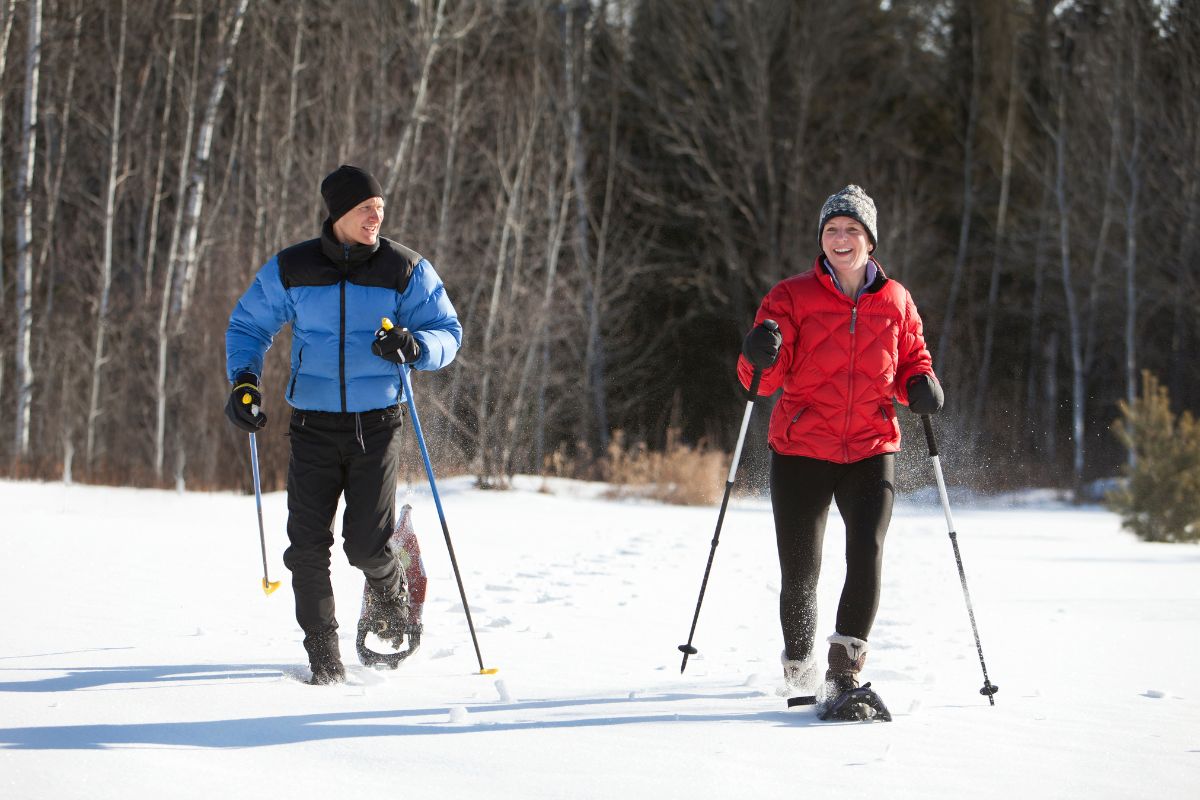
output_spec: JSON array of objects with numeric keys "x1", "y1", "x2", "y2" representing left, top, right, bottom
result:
[{"x1": 233, "y1": 382, "x2": 258, "y2": 402}]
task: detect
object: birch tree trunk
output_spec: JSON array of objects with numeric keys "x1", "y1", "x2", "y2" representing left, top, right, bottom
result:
[
  {"x1": 142, "y1": 4, "x2": 180, "y2": 304},
  {"x1": 155, "y1": 0, "x2": 251, "y2": 478},
  {"x1": 0, "y1": 0, "x2": 19, "y2": 415},
  {"x1": 36, "y1": 6, "x2": 82, "y2": 280},
  {"x1": 502, "y1": 147, "x2": 572, "y2": 476},
  {"x1": 273, "y1": 0, "x2": 306, "y2": 250},
  {"x1": 473, "y1": 110, "x2": 540, "y2": 485},
  {"x1": 970, "y1": 39, "x2": 1019, "y2": 438},
  {"x1": 1024, "y1": 171, "x2": 1052, "y2": 454},
  {"x1": 86, "y1": 0, "x2": 128, "y2": 468},
  {"x1": 1121, "y1": 23, "x2": 1142, "y2": 457},
  {"x1": 170, "y1": 0, "x2": 251, "y2": 322},
  {"x1": 13, "y1": 0, "x2": 43, "y2": 458},
  {"x1": 382, "y1": 0, "x2": 447, "y2": 199},
  {"x1": 565, "y1": 1, "x2": 609, "y2": 452},
  {"x1": 433, "y1": 42, "x2": 465, "y2": 259},
  {"x1": 154, "y1": 8, "x2": 201, "y2": 478},
  {"x1": 1053, "y1": 72, "x2": 1086, "y2": 487},
  {"x1": 1080, "y1": 97, "x2": 1119, "y2": 378},
  {"x1": 1170, "y1": 84, "x2": 1199, "y2": 406},
  {"x1": 936, "y1": 6, "x2": 981, "y2": 375}
]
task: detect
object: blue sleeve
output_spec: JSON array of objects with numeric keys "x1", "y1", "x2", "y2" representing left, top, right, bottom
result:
[
  {"x1": 225, "y1": 257, "x2": 294, "y2": 382},
  {"x1": 399, "y1": 259, "x2": 462, "y2": 371}
]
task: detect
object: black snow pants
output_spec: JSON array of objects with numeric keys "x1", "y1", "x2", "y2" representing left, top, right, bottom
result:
[
  {"x1": 283, "y1": 405, "x2": 405, "y2": 637},
  {"x1": 770, "y1": 451, "x2": 895, "y2": 661}
]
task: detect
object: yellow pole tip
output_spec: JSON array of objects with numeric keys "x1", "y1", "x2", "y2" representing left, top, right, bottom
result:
[
  {"x1": 381, "y1": 317, "x2": 394, "y2": 330},
  {"x1": 480, "y1": 668, "x2": 499, "y2": 675},
  {"x1": 263, "y1": 579, "x2": 281, "y2": 595}
]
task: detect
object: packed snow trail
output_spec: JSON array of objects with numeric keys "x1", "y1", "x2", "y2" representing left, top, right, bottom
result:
[{"x1": 1, "y1": 478, "x2": 1197, "y2": 799}]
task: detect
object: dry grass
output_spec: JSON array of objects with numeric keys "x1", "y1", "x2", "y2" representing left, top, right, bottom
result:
[{"x1": 544, "y1": 429, "x2": 726, "y2": 506}]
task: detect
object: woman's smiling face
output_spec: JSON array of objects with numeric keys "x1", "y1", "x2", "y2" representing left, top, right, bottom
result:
[{"x1": 820, "y1": 215, "x2": 873, "y2": 275}]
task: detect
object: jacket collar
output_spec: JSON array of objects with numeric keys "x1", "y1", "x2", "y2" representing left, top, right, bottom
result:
[
  {"x1": 320, "y1": 218, "x2": 381, "y2": 267},
  {"x1": 815, "y1": 255, "x2": 889, "y2": 297}
]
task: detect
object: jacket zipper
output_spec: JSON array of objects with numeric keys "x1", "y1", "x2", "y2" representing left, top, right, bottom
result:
[
  {"x1": 288, "y1": 346, "x2": 305, "y2": 400},
  {"x1": 339, "y1": 246, "x2": 349, "y2": 412},
  {"x1": 843, "y1": 304, "x2": 859, "y2": 462}
]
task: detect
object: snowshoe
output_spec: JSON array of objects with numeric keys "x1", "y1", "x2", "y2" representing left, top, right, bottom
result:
[
  {"x1": 818, "y1": 682, "x2": 892, "y2": 722},
  {"x1": 786, "y1": 694, "x2": 818, "y2": 709},
  {"x1": 356, "y1": 504, "x2": 428, "y2": 669}
]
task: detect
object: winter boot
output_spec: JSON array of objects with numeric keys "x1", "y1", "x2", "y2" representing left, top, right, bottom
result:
[
  {"x1": 778, "y1": 650, "x2": 820, "y2": 699},
  {"x1": 303, "y1": 627, "x2": 346, "y2": 686},
  {"x1": 823, "y1": 633, "x2": 868, "y2": 700}
]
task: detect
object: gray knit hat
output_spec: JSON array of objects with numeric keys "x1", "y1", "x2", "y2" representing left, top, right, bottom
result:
[{"x1": 817, "y1": 184, "x2": 877, "y2": 248}]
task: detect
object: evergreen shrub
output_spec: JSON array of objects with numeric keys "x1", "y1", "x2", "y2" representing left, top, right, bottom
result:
[{"x1": 1108, "y1": 371, "x2": 1200, "y2": 543}]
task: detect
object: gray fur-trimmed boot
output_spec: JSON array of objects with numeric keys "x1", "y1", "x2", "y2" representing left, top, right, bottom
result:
[
  {"x1": 823, "y1": 633, "x2": 868, "y2": 700},
  {"x1": 778, "y1": 650, "x2": 820, "y2": 699}
]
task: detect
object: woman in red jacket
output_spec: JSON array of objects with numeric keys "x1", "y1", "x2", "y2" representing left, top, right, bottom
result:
[{"x1": 737, "y1": 184, "x2": 943, "y2": 706}]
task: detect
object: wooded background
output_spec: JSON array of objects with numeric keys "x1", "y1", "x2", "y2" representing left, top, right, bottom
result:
[{"x1": 0, "y1": 0, "x2": 1196, "y2": 494}]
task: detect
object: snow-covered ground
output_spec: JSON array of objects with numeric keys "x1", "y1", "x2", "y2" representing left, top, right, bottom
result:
[{"x1": 1, "y1": 474, "x2": 1197, "y2": 799}]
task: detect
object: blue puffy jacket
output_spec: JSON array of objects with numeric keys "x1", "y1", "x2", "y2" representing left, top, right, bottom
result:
[{"x1": 226, "y1": 228, "x2": 462, "y2": 412}]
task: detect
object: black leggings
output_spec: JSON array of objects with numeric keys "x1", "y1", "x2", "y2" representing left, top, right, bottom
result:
[{"x1": 770, "y1": 451, "x2": 895, "y2": 661}]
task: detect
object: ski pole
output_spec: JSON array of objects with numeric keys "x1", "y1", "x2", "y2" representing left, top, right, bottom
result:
[
  {"x1": 678, "y1": 325, "x2": 776, "y2": 673},
  {"x1": 921, "y1": 414, "x2": 999, "y2": 704},
  {"x1": 387, "y1": 318, "x2": 496, "y2": 675},
  {"x1": 247, "y1": 432, "x2": 282, "y2": 596}
]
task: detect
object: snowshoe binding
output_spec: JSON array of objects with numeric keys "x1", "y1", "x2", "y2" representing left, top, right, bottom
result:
[
  {"x1": 818, "y1": 682, "x2": 892, "y2": 722},
  {"x1": 356, "y1": 504, "x2": 428, "y2": 669}
]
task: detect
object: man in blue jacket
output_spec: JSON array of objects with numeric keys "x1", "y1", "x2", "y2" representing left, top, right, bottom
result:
[{"x1": 225, "y1": 165, "x2": 462, "y2": 684}]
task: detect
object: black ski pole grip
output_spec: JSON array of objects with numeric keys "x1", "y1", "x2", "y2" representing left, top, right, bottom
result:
[
  {"x1": 922, "y1": 414, "x2": 938, "y2": 456},
  {"x1": 748, "y1": 369, "x2": 763, "y2": 399}
]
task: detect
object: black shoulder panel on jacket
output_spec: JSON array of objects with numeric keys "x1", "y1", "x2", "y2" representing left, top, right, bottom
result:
[
  {"x1": 347, "y1": 238, "x2": 421, "y2": 293},
  {"x1": 277, "y1": 236, "x2": 423, "y2": 293},
  {"x1": 278, "y1": 238, "x2": 341, "y2": 288}
]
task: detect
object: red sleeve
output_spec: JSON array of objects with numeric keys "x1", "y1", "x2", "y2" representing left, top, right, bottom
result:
[
  {"x1": 737, "y1": 282, "x2": 797, "y2": 397},
  {"x1": 894, "y1": 289, "x2": 937, "y2": 404}
]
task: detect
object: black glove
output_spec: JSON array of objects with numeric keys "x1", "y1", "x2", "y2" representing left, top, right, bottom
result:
[
  {"x1": 372, "y1": 325, "x2": 421, "y2": 364},
  {"x1": 742, "y1": 319, "x2": 782, "y2": 370},
  {"x1": 907, "y1": 373, "x2": 944, "y2": 415},
  {"x1": 225, "y1": 372, "x2": 267, "y2": 432}
]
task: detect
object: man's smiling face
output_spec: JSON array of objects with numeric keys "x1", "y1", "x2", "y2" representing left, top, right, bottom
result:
[{"x1": 333, "y1": 197, "x2": 385, "y2": 246}]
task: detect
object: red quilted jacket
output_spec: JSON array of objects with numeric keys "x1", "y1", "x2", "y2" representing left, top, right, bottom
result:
[{"x1": 737, "y1": 257, "x2": 936, "y2": 464}]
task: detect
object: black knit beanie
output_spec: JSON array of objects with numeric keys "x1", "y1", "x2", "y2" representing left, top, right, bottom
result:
[{"x1": 321, "y1": 165, "x2": 384, "y2": 223}]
